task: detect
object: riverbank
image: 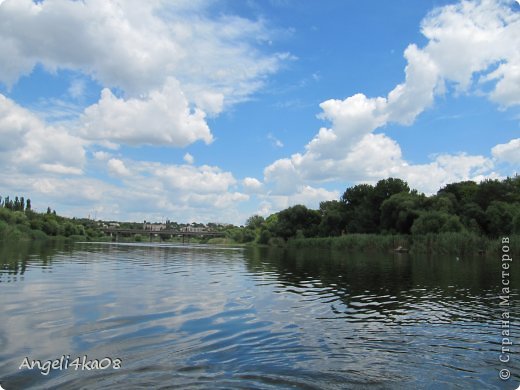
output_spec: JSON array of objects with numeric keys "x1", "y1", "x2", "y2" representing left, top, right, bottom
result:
[
  {"x1": 3, "y1": 227, "x2": 517, "y2": 257},
  {"x1": 287, "y1": 232, "x2": 520, "y2": 256}
]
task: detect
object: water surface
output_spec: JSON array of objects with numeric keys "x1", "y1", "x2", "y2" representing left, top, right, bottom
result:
[{"x1": 0, "y1": 241, "x2": 518, "y2": 389}]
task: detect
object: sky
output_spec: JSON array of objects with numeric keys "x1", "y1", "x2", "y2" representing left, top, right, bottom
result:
[{"x1": 0, "y1": 0, "x2": 519, "y2": 225}]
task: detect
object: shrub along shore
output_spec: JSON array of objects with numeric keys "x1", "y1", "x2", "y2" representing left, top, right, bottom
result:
[{"x1": 287, "y1": 232, "x2": 519, "y2": 256}]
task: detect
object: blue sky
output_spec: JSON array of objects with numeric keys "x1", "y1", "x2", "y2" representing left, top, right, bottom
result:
[{"x1": 0, "y1": 0, "x2": 519, "y2": 224}]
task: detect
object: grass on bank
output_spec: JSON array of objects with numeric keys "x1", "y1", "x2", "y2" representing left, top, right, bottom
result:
[{"x1": 288, "y1": 232, "x2": 519, "y2": 256}]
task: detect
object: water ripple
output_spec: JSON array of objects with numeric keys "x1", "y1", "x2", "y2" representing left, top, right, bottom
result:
[{"x1": 0, "y1": 242, "x2": 518, "y2": 389}]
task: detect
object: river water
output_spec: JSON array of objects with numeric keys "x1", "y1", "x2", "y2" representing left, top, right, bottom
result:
[{"x1": 0, "y1": 241, "x2": 518, "y2": 389}]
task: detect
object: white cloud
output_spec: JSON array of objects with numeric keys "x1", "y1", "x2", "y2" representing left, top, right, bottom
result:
[
  {"x1": 0, "y1": 0, "x2": 288, "y2": 149},
  {"x1": 0, "y1": 0, "x2": 285, "y2": 102},
  {"x1": 264, "y1": 131, "x2": 498, "y2": 197},
  {"x1": 107, "y1": 158, "x2": 131, "y2": 177},
  {"x1": 0, "y1": 93, "x2": 35, "y2": 151},
  {"x1": 0, "y1": 94, "x2": 86, "y2": 174},
  {"x1": 93, "y1": 151, "x2": 111, "y2": 161},
  {"x1": 80, "y1": 78, "x2": 213, "y2": 147},
  {"x1": 398, "y1": 153, "x2": 497, "y2": 194},
  {"x1": 183, "y1": 153, "x2": 194, "y2": 165},
  {"x1": 264, "y1": 156, "x2": 302, "y2": 195},
  {"x1": 386, "y1": 44, "x2": 439, "y2": 125},
  {"x1": 256, "y1": 201, "x2": 273, "y2": 217},
  {"x1": 492, "y1": 138, "x2": 520, "y2": 165},
  {"x1": 40, "y1": 164, "x2": 83, "y2": 175},
  {"x1": 153, "y1": 164, "x2": 237, "y2": 194},
  {"x1": 243, "y1": 177, "x2": 263, "y2": 193},
  {"x1": 421, "y1": 0, "x2": 520, "y2": 106},
  {"x1": 0, "y1": 158, "x2": 251, "y2": 223}
]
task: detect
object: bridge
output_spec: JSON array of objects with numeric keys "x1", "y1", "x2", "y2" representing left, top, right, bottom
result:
[{"x1": 102, "y1": 228, "x2": 225, "y2": 242}]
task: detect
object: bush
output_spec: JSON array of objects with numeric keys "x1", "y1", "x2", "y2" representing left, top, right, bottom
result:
[
  {"x1": 30, "y1": 229, "x2": 48, "y2": 240},
  {"x1": 411, "y1": 211, "x2": 464, "y2": 235},
  {"x1": 257, "y1": 229, "x2": 271, "y2": 245}
]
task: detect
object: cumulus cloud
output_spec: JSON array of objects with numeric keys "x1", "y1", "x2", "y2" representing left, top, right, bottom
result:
[
  {"x1": 0, "y1": 94, "x2": 86, "y2": 174},
  {"x1": 398, "y1": 153, "x2": 498, "y2": 194},
  {"x1": 0, "y1": 0, "x2": 288, "y2": 149},
  {"x1": 243, "y1": 177, "x2": 263, "y2": 193},
  {"x1": 80, "y1": 78, "x2": 213, "y2": 147},
  {"x1": 107, "y1": 158, "x2": 131, "y2": 177},
  {"x1": 92, "y1": 151, "x2": 111, "y2": 161},
  {"x1": 153, "y1": 164, "x2": 236, "y2": 194},
  {"x1": 262, "y1": 0, "x2": 519, "y2": 204},
  {"x1": 492, "y1": 138, "x2": 520, "y2": 165},
  {"x1": 0, "y1": 0, "x2": 283, "y2": 95},
  {"x1": 422, "y1": 0, "x2": 520, "y2": 105}
]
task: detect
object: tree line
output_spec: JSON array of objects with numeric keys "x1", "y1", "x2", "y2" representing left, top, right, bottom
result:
[
  {"x1": 0, "y1": 195, "x2": 104, "y2": 241},
  {"x1": 233, "y1": 176, "x2": 520, "y2": 244},
  {"x1": 1, "y1": 196, "x2": 31, "y2": 212}
]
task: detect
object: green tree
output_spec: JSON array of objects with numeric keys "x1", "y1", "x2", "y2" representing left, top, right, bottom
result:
[
  {"x1": 372, "y1": 178, "x2": 410, "y2": 206},
  {"x1": 485, "y1": 201, "x2": 515, "y2": 237},
  {"x1": 318, "y1": 200, "x2": 347, "y2": 236},
  {"x1": 428, "y1": 193, "x2": 456, "y2": 214},
  {"x1": 459, "y1": 202, "x2": 486, "y2": 233},
  {"x1": 475, "y1": 179, "x2": 508, "y2": 210},
  {"x1": 513, "y1": 213, "x2": 520, "y2": 234},
  {"x1": 438, "y1": 181, "x2": 478, "y2": 212},
  {"x1": 380, "y1": 192, "x2": 423, "y2": 234},
  {"x1": 272, "y1": 205, "x2": 321, "y2": 240},
  {"x1": 504, "y1": 176, "x2": 520, "y2": 203},
  {"x1": 341, "y1": 183, "x2": 377, "y2": 233},
  {"x1": 341, "y1": 178, "x2": 410, "y2": 233},
  {"x1": 246, "y1": 215, "x2": 265, "y2": 230}
]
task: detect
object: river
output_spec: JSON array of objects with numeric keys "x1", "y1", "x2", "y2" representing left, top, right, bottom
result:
[{"x1": 0, "y1": 241, "x2": 518, "y2": 389}]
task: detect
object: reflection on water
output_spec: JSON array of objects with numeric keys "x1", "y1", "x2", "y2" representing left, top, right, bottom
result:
[{"x1": 0, "y1": 241, "x2": 518, "y2": 389}]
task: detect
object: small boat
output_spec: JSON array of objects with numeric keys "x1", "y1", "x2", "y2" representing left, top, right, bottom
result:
[{"x1": 394, "y1": 245, "x2": 409, "y2": 253}]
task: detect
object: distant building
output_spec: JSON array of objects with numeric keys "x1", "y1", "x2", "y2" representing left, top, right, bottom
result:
[
  {"x1": 180, "y1": 226, "x2": 206, "y2": 233},
  {"x1": 143, "y1": 221, "x2": 167, "y2": 232}
]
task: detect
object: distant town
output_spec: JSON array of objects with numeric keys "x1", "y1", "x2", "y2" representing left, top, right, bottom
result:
[{"x1": 99, "y1": 220, "x2": 234, "y2": 233}]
